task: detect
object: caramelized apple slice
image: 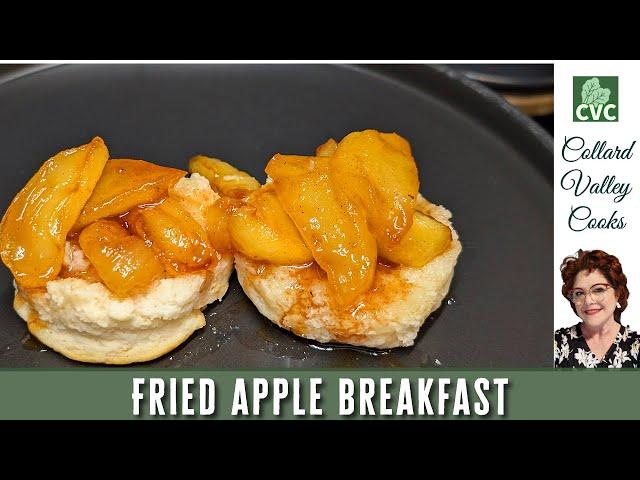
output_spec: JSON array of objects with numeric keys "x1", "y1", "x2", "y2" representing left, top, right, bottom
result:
[
  {"x1": 266, "y1": 154, "x2": 377, "y2": 307},
  {"x1": 228, "y1": 187, "x2": 312, "y2": 264},
  {"x1": 0, "y1": 137, "x2": 109, "y2": 288},
  {"x1": 189, "y1": 155, "x2": 260, "y2": 199},
  {"x1": 206, "y1": 197, "x2": 243, "y2": 253},
  {"x1": 315, "y1": 138, "x2": 338, "y2": 157},
  {"x1": 263, "y1": 154, "x2": 313, "y2": 178},
  {"x1": 79, "y1": 220, "x2": 164, "y2": 296},
  {"x1": 380, "y1": 132, "x2": 412, "y2": 156},
  {"x1": 331, "y1": 130, "x2": 419, "y2": 250},
  {"x1": 132, "y1": 198, "x2": 214, "y2": 274},
  {"x1": 378, "y1": 211, "x2": 452, "y2": 267},
  {"x1": 74, "y1": 159, "x2": 186, "y2": 231}
]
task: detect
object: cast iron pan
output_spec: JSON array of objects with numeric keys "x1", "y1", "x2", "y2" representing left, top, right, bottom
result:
[{"x1": 0, "y1": 64, "x2": 552, "y2": 368}]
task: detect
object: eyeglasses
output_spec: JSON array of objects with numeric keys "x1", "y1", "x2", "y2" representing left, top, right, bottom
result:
[{"x1": 567, "y1": 283, "x2": 612, "y2": 304}]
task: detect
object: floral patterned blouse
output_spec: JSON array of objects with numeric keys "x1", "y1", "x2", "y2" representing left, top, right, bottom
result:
[{"x1": 554, "y1": 323, "x2": 640, "y2": 368}]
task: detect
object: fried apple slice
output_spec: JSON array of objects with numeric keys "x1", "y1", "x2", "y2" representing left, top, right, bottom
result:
[
  {"x1": 378, "y1": 211, "x2": 452, "y2": 267},
  {"x1": 266, "y1": 154, "x2": 377, "y2": 307},
  {"x1": 74, "y1": 159, "x2": 185, "y2": 231},
  {"x1": 79, "y1": 220, "x2": 164, "y2": 296},
  {"x1": 130, "y1": 198, "x2": 214, "y2": 274},
  {"x1": 189, "y1": 155, "x2": 260, "y2": 199},
  {"x1": 379, "y1": 132, "x2": 412, "y2": 156},
  {"x1": 331, "y1": 130, "x2": 419, "y2": 250},
  {"x1": 228, "y1": 186, "x2": 312, "y2": 264},
  {"x1": 0, "y1": 137, "x2": 109, "y2": 288},
  {"x1": 315, "y1": 138, "x2": 338, "y2": 157},
  {"x1": 206, "y1": 197, "x2": 243, "y2": 253}
]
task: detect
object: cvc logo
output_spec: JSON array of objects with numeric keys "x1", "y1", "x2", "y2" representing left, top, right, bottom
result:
[{"x1": 573, "y1": 76, "x2": 619, "y2": 122}]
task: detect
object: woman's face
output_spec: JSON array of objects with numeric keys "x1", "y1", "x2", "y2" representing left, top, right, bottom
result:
[{"x1": 571, "y1": 269, "x2": 619, "y2": 328}]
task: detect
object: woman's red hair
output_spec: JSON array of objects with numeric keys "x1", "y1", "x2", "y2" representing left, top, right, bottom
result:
[{"x1": 560, "y1": 249, "x2": 628, "y2": 322}]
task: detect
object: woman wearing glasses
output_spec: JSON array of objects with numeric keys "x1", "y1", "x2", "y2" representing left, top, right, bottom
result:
[{"x1": 555, "y1": 249, "x2": 640, "y2": 368}]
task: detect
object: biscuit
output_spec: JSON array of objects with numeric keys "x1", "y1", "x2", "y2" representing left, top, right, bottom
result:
[{"x1": 235, "y1": 196, "x2": 461, "y2": 348}]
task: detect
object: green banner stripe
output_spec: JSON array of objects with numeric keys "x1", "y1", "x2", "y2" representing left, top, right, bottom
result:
[{"x1": 0, "y1": 370, "x2": 638, "y2": 420}]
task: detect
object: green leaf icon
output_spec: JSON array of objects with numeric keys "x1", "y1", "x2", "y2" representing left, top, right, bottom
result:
[
  {"x1": 581, "y1": 77, "x2": 600, "y2": 104},
  {"x1": 591, "y1": 88, "x2": 611, "y2": 105}
]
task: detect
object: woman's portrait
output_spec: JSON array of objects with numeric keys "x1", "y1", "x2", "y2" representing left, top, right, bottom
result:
[{"x1": 555, "y1": 249, "x2": 640, "y2": 368}]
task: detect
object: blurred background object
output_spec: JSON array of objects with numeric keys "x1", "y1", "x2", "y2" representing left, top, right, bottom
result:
[
  {"x1": 446, "y1": 63, "x2": 553, "y2": 135},
  {"x1": 0, "y1": 64, "x2": 28, "y2": 75}
]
